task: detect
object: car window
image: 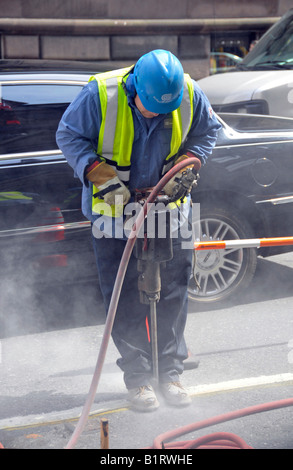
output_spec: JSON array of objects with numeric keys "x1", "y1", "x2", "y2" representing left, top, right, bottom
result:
[
  {"x1": 0, "y1": 83, "x2": 83, "y2": 155},
  {"x1": 220, "y1": 113, "x2": 293, "y2": 132},
  {"x1": 241, "y1": 12, "x2": 293, "y2": 69}
]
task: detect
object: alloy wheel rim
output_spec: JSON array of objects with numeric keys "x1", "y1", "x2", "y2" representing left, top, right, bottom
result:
[{"x1": 190, "y1": 217, "x2": 243, "y2": 299}]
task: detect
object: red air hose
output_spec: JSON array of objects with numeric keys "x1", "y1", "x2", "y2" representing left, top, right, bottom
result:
[
  {"x1": 65, "y1": 157, "x2": 201, "y2": 449},
  {"x1": 150, "y1": 397, "x2": 293, "y2": 449}
]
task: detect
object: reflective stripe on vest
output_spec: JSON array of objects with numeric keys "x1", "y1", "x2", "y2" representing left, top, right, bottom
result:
[
  {"x1": 89, "y1": 68, "x2": 194, "y2": 217},
  {"x1": 89, "y1": 67, "x2": 134, "y2": 185}
]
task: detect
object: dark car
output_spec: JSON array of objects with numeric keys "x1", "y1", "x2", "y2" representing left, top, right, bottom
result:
[
  {"x1": 190, "y1": 112, "x2": 293, "y2": 303},
  {"x1": 1, "y1": 66, "x2": 293, "y2": 313}
]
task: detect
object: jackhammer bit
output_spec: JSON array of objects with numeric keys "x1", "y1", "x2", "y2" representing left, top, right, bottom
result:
[{"x1": 137, "y1": 259, "x2": 161, "y2": 383}]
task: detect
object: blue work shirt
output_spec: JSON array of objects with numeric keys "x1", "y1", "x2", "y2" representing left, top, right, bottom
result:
[{"x1": 56, "y1": 73, "x2": 221, "y2": 235}]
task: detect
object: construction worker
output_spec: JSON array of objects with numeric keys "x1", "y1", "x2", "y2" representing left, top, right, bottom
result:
[{"x1": 56, "y1": 50, "x2": 221, "y2": 412}]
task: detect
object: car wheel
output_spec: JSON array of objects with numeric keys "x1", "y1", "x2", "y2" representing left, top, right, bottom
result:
[{"x1": 188, "y1": 204, "x2": 258, "y2": 304}]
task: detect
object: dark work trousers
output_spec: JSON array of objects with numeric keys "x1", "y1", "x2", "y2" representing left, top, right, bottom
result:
[{"x1": 92, "y1": 224, "x2": 193, "y2": 390}]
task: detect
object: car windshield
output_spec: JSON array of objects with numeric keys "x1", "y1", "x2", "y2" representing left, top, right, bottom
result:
[{"x1": 239, "y1": 11, "x2": 293, "y2": 70}]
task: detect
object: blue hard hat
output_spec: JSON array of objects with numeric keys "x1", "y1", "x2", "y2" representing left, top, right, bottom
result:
[{"x1": 133, "y1": 50, "x2": 184, "y2": 114}]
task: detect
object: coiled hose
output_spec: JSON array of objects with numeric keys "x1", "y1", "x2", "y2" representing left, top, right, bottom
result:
[
  {"x1": 65, "y1": 157, "x2": 201, "y2": 449},
  {"x1": 150, "y1": 397, "x2": 293, "y2": 449}
]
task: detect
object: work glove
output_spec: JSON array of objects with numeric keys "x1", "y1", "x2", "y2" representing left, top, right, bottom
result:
[
  {"x1": 86, "y1": 161, "x2": 131, "y2": 206},
  {"x1": 163, "y1": 153, "x2": 201, "y2": 200}
]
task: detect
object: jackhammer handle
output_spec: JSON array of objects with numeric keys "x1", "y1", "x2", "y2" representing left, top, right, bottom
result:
[{"x1": 134, "y1": 156, "x2": 202, "y2": 204}]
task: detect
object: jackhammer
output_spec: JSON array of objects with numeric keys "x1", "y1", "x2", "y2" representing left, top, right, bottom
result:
[
  {"x1": 133, "y1": 165, "x2": 199, "y2": 385},
  {"x1": 133, "y1": 192, "x2": 173, "y2": 384}
]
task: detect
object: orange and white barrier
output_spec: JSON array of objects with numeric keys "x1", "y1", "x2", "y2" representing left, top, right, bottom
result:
[{"x1": 194, "y1": 236, "x2": 293, "y2": 251}]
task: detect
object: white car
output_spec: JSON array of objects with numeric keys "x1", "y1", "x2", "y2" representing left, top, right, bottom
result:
[{"x1": 198, "y1": 9, "x2": 293, "y2": 118}]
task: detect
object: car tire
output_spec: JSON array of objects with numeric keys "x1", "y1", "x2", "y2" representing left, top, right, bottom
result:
[{"x1": 188, "y1": 203, "x2": 258, "y2": 304}]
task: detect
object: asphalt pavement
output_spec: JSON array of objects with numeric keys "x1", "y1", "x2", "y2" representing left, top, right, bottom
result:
[{"x1": 1, "y1": 252, "x2": 293, "y2": 451}]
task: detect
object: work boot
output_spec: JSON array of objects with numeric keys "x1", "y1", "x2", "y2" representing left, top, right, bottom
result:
[
  {"x1": 128, "y1": 385, "x2": 159, "y2": 412},
  {"x1": 160, "y1": 382, "x2": 192, "y2": 407}
]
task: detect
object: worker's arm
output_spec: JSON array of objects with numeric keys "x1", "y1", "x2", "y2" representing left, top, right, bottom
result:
[
  {"x1": 56, "y1": 80, "x2": 103, "y2": 187},
  {"x1": 56, "y1": 80, "x2": 130, "y2": 205}
]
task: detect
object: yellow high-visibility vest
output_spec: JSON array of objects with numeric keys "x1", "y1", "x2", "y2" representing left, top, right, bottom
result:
[{"x1": 89, "y1": 67, "x2": 194, "y2": 216}]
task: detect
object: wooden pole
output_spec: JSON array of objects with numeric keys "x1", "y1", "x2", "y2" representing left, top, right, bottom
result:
[{"x1": 100, "y1": 418, "x2": 109, "y2": 449}]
